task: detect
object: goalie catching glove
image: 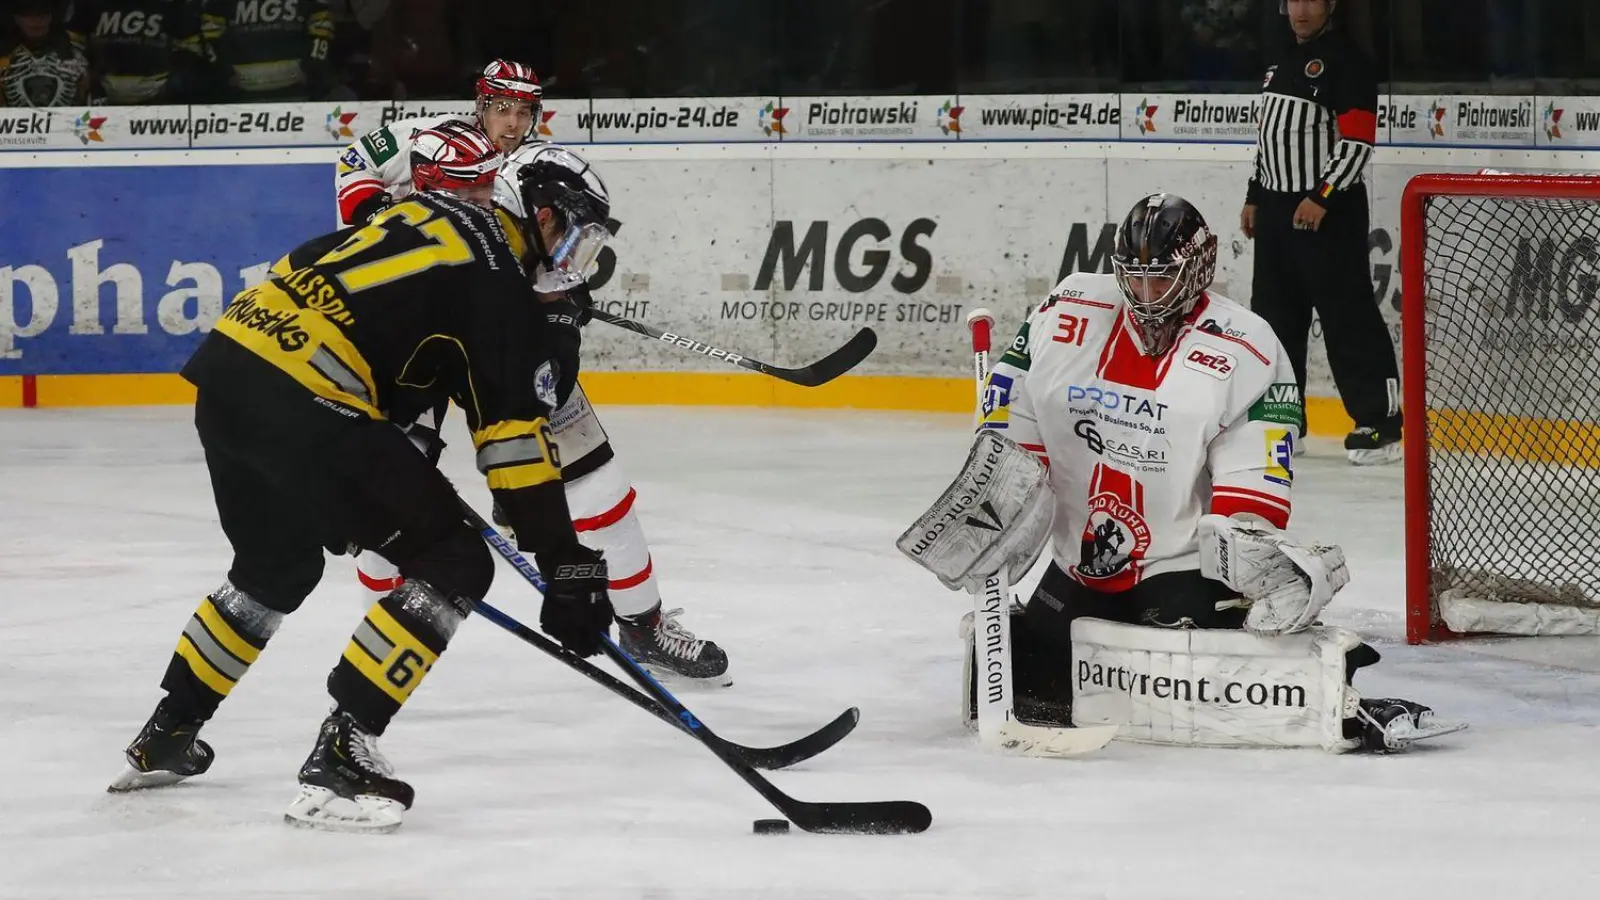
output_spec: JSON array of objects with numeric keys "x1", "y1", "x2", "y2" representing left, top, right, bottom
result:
[
  {"x1": 896, "y1": 430, "x2": 1053, "y2": 593},
  {"x1": 1197, "y1": 513, "x2": 1349, "y2": 636}
]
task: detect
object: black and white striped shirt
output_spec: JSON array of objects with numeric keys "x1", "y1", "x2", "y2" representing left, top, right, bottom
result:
[{"x1": 1247, "y1": 26, "x2": 1377, "y2": 206}]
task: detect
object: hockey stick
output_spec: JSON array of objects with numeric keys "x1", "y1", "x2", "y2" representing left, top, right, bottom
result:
[
  {"x1": 588, "y1": 307, "x2": 877, "y2": 388},
  {"x1": 964, "y1": 308, "x2": 1118, "y2": 759},
  {"x1": 473, "y1": 600, "x2": 858, "y2": 770},
  {"x1": 467, "y1": 504, "x2": 931, "y2": 833}
]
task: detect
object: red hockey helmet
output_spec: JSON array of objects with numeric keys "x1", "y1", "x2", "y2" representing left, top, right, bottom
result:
[
  {"x1": 410, "y1": 120, "x2": 504, "y2": 206},
  {"x1": 475, "y1": 60, "x2": 543, "y2": 147}
]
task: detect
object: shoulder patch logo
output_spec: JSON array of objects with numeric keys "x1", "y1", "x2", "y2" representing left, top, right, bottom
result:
[{"x1": 1183, "y1": 344, "x2": 1235, "y2": 380}]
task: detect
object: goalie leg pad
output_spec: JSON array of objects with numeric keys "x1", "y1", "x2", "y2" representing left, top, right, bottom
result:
[
  {"x1": 898, "y1": 430, "x2": 1052, "y2": 593},
  {"x1": 1069, "y1": 617, "x2": 1366, "y2": 752}
]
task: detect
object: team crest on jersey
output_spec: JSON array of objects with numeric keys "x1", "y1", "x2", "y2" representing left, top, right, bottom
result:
[
  {"x1": 979, "y1": 373, "x2": 1013, "y2": 429},
  {"x1": 1076, "y1": 465, "x2": 1152, "y2": 588},
  {"x1": 1305, "y1": 59, "x2": 1325, "y2": 79},
  {"x1": 534, "y1": 361, "x2": 560, "y2": 409},
  {"x1": 1264, "y1": 428, "x2": 1294, "y2": 487}
]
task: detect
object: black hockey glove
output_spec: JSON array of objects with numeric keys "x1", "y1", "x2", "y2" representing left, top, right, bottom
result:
[
  {"x1": 535, "y1": 544, "x2": 613, "y2": 657},
  {"x1": 351, "y1": 191, "x2": 393, "y2": 225},
  {"x1": 538, "y1": 298, "x2": 585, "y2": 408}
]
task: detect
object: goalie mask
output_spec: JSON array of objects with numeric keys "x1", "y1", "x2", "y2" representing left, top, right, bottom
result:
[
  {"x1": 1111, "y1": 192, "x2": 1217, "y2": 357},
  {"x1": 409, "y1": 121, "x2": 503, "y2": 207},
  {"x1": 493, "y1": 144, "x2": 613, "y2": 293}
]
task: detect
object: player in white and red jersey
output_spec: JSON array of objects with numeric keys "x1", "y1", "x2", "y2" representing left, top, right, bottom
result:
[
  {"x1": 340, "y1": 103, "x2": 732, "y2": 687},
  {"x1": 334, "y1": 60, "x2": 543, "y2": 226},
  {"x1": 948, "y1": 193, "x2": 1450, "y2": 751}
]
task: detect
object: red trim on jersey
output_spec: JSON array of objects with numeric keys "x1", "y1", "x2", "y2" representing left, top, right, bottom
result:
[
  {"x1": 357, "y1": 569, "x2": 405, "y2": 593},
  {"x1": 1096, "y1": 311, "x2": 1177, "y2": 390},
  {"x1": 573, "y1": 487, "x2": 638, "y2": 532},
  {"x1": 610, "y1": 557, "x2": 654, "y2": 590},
  {"x1": 1060, "y1": 296, "x2": 1117, "y2": 310},
  {"x1": 1203, "y1": 330, "x2": 1270, "y2": 365},
  {"x1": 338, "y1": 182, "x2": 384, "y2": 225},
  {"x1": 1336, "y1": 108, "x2": 1378, "y2": 144},
  {"x1": 1211, "y1": 486, "x2": 1292, "y2": 529}
]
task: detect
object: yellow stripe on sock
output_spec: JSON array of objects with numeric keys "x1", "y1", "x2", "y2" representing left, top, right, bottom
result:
[
  {"x1": 175, "y1": 635, "x2": 237, "y2": 697},
  {"x1": 339, "y1": 604, "x2": 441, "y2": 704},
  {"x1": 196, "y1": 598, "x2": 262, "y2": 664}
]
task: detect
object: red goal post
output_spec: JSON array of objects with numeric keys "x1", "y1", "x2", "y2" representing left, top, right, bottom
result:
[{"x1": 1402, "y1": 171, "x2": 1600, "y2": 644}]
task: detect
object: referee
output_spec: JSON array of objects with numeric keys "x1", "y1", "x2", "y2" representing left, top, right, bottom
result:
[{"x1": 1241, "y1": 0, "x2": 1401, "y2": 465}]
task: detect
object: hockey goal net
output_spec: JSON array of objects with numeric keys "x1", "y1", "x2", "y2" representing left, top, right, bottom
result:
[{"x1": 1404, "y1": 171, "x2": 1600, "y2": 643}]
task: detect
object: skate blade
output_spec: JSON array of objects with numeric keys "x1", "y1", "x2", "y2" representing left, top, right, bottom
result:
[
  {"x1": 640, "y1": 663, "x2": 733, "y2": 689},
  {"x1": 1347, "y1": 444, "x2": 1402, "y2": 466},
  {"x1": 107, "y1": 766, "x2": 191, "y2": 793},
  {"x1": 1385, "y1": 719, "x2": 1468, "y2": 751},
  {"x1": 283, "y1": 785, "x2": 405, "y2": 834}
]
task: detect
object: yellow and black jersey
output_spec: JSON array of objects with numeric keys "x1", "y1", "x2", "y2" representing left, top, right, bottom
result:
[{"x1": 184, "y1": 192, "x2": 564, "y2": 496}]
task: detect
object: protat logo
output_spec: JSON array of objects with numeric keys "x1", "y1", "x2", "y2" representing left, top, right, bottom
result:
[
  {"x1": 1136, "y1": 98, "x2": 1158, "y2": 134},
  {"x1": 938, "y1": 99, "x2": 963, "y2": 135},
  {"x1": 73, "y1": 111, "x2": 107, "y2": 144},
  {"x1": 759, "y1": 100, "x2": 788, "y2": 136},
  {"x1": 1184, "y1": 345, "x2": 1235, "y2": 379},
  {"x1": 325, "y1": 106, "x2": 357, "y2": 139},
  {"x1": 536, "y1": 108, "x2": 557, "y2": 137}
]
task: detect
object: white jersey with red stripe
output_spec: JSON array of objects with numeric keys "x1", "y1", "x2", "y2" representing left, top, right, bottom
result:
[
  {"x1": 980, "y1": 272, "x2": 1303, "y2": 591},
  {"x1": 335, "y1": 113, "x2": 530, "y2": 225}
]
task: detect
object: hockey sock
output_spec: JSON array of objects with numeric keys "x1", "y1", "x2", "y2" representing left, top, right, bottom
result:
[
  {"x1": 160, "y1": 582, "x2": 284, "y2": 720},
  {"x1": 327, "y1": 580, "x2": 467, "y2": 735}
]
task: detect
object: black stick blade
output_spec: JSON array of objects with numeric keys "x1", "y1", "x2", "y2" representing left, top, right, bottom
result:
[
  {"x1": 728, "y1": 708, "x2": 860, "y2": 771},
  {"x1": 766, "y1": 328, "x2": 879, "y2": 387},
  {"x1": 788, "y1": 800, "x2": 933, "y2": 835}
]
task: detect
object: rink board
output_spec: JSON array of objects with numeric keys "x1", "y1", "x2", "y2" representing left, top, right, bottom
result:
[{"x1": 4, "y1": 106, "x2": 1599, "y2": 436}]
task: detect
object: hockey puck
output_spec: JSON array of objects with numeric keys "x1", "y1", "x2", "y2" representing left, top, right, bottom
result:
[{"x1": 752, "y1": 818, "x2": 790, "y2": 835}]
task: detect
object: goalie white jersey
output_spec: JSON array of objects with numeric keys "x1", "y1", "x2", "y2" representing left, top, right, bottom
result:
[{"x1": 982, "y1": 272, "x2": 1303, "y2": 590}]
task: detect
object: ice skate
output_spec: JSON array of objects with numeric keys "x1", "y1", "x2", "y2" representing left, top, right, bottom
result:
[
  {"x1": 107, "y1": 699, "x2": 214, "y2": 793},
  {"x1": 1353, "y1": 697, "x2": 1466, "y2": 752},
  {"x1": 284, "y1": 712, "x2": 413, "y2": 834},
  {"x1": 1345, "y1": 424, "x2": 1401, "y2": 466},
  {"x1": 618, "y1": 605, "x2": 731, "y2": 687}
]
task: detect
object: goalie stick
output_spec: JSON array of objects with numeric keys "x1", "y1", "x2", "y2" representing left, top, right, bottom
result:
[
  {"x1": 588, "y1": 307, "x2": 877, "y2": 388},
  {"x1": 964, "y1": 307, "x2": 1118, "y2": 759},
  {"x1": 466, "y1": 502, "x2": 932, "y2": 834}
]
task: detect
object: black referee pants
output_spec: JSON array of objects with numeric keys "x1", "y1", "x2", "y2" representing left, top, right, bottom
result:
[{"x1": 1250, "y1": 186, "x2": 1400, "y2": 431}]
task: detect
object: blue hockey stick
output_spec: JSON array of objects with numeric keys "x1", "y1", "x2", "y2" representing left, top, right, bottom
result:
[{"x1": 464, "y1": 501, "x2": 930, "y2": 834}]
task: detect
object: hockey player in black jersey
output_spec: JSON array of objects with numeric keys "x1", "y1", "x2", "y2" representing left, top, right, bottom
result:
[{"x1": 108, "y1": 129, "x2": 616, "y2": 833}]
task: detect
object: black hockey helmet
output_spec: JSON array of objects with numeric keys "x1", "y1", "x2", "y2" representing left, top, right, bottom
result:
[
  {"x1": 1112, "y1": 193, "x2": 1217, "y2": 356},
  {"x1": 493, "y1": 144, "x2": 613, "y2": 292}
]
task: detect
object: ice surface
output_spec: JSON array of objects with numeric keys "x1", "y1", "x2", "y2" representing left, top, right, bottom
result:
[{"x1": 3, "y1": 405, "x2": 1599, "y2": 900}]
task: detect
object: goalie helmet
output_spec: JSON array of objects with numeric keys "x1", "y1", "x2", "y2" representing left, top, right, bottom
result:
[
  {"x1": 409, "y1": 121, "x2": 503, "y2": 207},
  {"x1": 493, "y1": 144, "x2": 613, "y2": 293},
  {"x1": 475, "y1": 59, "x2": 543, "y2": 144},
  {"x1": 1111, "y1": 192, "x2": 1217, "y2": 357}
]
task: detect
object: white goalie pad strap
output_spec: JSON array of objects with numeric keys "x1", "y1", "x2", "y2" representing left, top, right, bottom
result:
[
  {"x1": 1069, "y1": 618, "x2": 1364, "y2": 752},
  {"x1": 897, "y1": 431, "x2": 1052, "y2": 593},
  {"x1": 1197, "y1": 514, "x2": 1349, "y2": 636}
]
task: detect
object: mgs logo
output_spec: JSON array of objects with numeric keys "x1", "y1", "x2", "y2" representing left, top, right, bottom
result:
[
  {"x1": 938, "y1": 99, "x2": 963, "y2": 135},
  {"x1": 1136, "y1": 99, "x2": 1159, "y2": 135},
  {"x1": 759, "y1": 101, "x2": 788, "y2": 136}
]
